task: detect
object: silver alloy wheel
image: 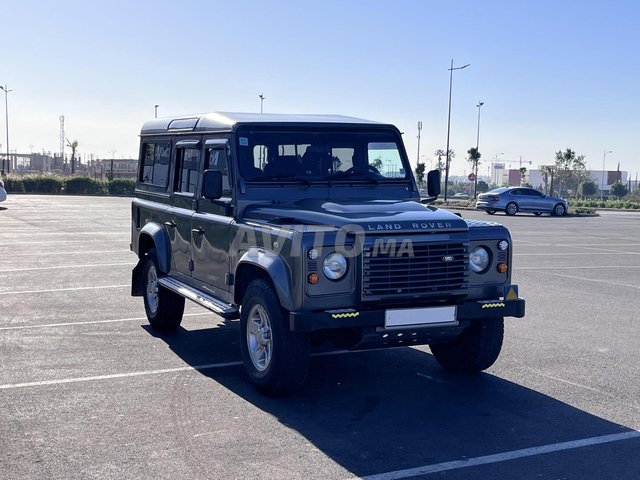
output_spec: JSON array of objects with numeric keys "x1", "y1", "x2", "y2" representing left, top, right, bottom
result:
[
  {"x1": 554, "y1": 204, "x2": 566, "y2": 216},
  {"x1": 506, "y1": 203, "x2": 518, "y2": 215},
  {"x1": 146, "y1": 264, "x2": 159, "y2": 315},
  {"x1": 247, "y1": 304, "x2": 273, "y2": 372}
]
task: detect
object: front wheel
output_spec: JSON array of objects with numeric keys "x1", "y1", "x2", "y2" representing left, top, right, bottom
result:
[
  {"x1": 553, "y1": 203, "x2": 567, "y2": 216},
  {"x1": 240, "y1": 279, "x2": 310, "y2": 396},
  {"x1": 430, "y1": 317, "x2": 504, "y2": 373},
  {"x1": 141, "y1": 249, "x2": 185, "y2": 332}
]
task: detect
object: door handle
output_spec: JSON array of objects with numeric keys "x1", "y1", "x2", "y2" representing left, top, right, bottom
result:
[
  {"x1": 191, "y1": 227, "x2": 205, "y2": 235},
  {"x1": 164, "y1": 221, "x2": 177, "y2": 229}
]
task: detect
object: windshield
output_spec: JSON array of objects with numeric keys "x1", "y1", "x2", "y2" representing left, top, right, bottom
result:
[{"x1": 236, "y1": 129, "x2": 410, "y2": 183}]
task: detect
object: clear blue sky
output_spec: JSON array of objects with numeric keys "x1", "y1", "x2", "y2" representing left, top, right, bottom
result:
[{"x1": 2, "y1": 0, "x2": 639, "y2": 177}]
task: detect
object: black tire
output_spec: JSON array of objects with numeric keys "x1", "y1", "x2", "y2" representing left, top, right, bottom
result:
[
  {"x1": 553, "y1": 203, "x2": 567, "y2": 216},
  {"x1": 534, "y1": 212, "x2": 542, "y2": 216},
  {"x1": 430, "y1": 317, "x2": 504, "y2": 373},
  {"x1": 485, "y1": 209, "x2": 496, "y2": 215},
  {"x1": 141, "y1": 248, "x2": 185, "y2": 332},
  {"x1": 505, "y1": 202, "x2": 518, "y2": 216},
  {"x1": 240, "y1": 279, "x2": 310, "y2": 396}
]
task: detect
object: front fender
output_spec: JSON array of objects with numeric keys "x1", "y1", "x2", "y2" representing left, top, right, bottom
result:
[{"x1": 237, "y1": 248, "x2": 294, "y2": 311}]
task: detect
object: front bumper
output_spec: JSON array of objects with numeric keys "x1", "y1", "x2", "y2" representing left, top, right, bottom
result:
[{"x1": 289, "y1": 297, "x2": 525, "y2": 333}]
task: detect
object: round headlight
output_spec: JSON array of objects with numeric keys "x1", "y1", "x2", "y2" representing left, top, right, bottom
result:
[
  {"x1": 470, "y1": 247, "x2": 490, "y2": 273},
  {"x1": 323, "y1": 253, "x2": 348, "y2": 280}
]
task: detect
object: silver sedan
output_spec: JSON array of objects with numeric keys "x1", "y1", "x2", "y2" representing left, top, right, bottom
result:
[{"x1": 476, "y1": 187, "x2": 568, "y2": 216}]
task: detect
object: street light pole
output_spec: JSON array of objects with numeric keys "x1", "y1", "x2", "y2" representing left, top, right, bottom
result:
[
  {"x1": 154, "y1": 105, "x2": 159, "y2": 118},
  {"x1": 0, "y1": 85, "x2": 13, "y2": 176},
  {"x1": 416, "y1": 121, "x2": 422, "y2": 168},
  {"x1": 474, "y1": 101, "x2": 484, "y2": 198},
  {"x1": 601, "y1": 150, "x2": 612, "y2": 200},
  {"x1": 259, "y1": 93, "x2": 265, "y2": 114},
  {"x1": 444, "y1": 60, "x2": 470, "y2": 201}
]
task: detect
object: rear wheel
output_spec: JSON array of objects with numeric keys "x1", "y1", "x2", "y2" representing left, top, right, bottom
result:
[
  {"x1": 534, "y1": 212, "x2": 542, "y2": 216},
  {"x1": 553, "y1": 203, "x2": 567, "y2": 216},
  {"x1": 240, "y1": 279, "x2": 310, "y2": 396},
  {"x1": 430, "y1": 317, "x2": 504, "y2": 373},
  {"x1": 485, "y1": 209, "x2": 496, "y2": 215},
  {"x1": 505, "y1": 202, "x2": 518, "y2": 216},
  {"x1": 141, "y1": 249, "x2": 185, "y2": 332}
]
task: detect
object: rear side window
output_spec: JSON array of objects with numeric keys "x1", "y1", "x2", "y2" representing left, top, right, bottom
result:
[{"x1": 140, "y1": 141, "x2": 171, "y2": 186}]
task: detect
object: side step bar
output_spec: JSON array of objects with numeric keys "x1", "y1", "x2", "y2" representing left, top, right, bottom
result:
[{"x1": 158, "y1": 277, "x2": 239, "y2": 319}]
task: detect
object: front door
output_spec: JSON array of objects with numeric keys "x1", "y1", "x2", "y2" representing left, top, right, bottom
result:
[{"x1": 191, "y1": 140, "x2": 234, "y2": 292}]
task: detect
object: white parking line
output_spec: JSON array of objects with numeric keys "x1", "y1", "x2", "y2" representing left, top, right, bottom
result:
[
  {"x1": 7, "y1": 250, "x2": 131, "y2": 257},
  {"x1": 0, "y1": 312, "x2": 212, "y2": 331},
  {"x1": 0, "y1": 285, "x2": 129, "y2": 295},
  {"x1": 530, "y1": 271, "x2": 640, "y2": 290},
  {"x1": 0, "y1": 361, "x2": 244, "y2": 390},
  {"x1": 520, "y1": 265, "x2": 640, "y2": 270},
  {"x1": 2, "y1": 262, "x2": 133, "y2": 272},
  {"x1": 352, "y1": 431, "x2": 640, "y2": 480},
  {"x1": 515, "y1": 252, "x2": 640, "y2": 256}
]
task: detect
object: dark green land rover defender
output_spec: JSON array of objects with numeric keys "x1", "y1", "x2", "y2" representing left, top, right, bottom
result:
[{"x1": 130, "y1": 112, "x2": 525, "y2": 396}]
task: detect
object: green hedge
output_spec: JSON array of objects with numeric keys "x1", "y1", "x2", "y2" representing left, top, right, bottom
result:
[
  {"x1": 568, "y1": 199, "x2": 640, "y2": 209},
  {"x1": 108, "y1": 178, "x2": 136, "y2": 195},
  {"x1": 65, "y1": 177, "x2": 107, "y2": 195},
  {"x1": 3, "y1": 175, "x2": 136, "y2": 196}
]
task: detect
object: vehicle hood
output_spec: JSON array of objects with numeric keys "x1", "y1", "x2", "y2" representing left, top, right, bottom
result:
[{"x1": 243, "y1": 199, "x2": 469, "y2": 233}]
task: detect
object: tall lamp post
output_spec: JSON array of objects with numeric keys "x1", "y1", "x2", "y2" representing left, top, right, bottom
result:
[
  {"x1": 154, "y1": 105, "x2": 159, "y2": 118},
  {"x1": 416, "y1": 121, "x2": 422, "y2": 169},
  {"x1": 0, "y1": 84, "x2": 13, "y2": 176},
  {"x1": 601, "y1": 150, "x2": 612, "y2": 200},
  {"x1": 259, "y1": 93, "x2": 266, "y2": 114},
  {"x1": 444, "y1": 60, "x2": 470, "y2": 201},
  {"x1": 473, "y1": 101, "x2": 484, "y2": 198}
]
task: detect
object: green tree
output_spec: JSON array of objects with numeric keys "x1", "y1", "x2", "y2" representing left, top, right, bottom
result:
[
  {"x1": 370, "y1": 157, "x2": 383, "y2": 172},
  {"x1": 609, "y1": 181, "x2": 628, "y2": 199},
  {"x1": 434, "y1": 149, "x2": 446, "y2": 174},
  {"x1": 554, "y1": 148, "x2": 587, "y2": 197},
  {"x1": 477, "y1": 180, "x2": 489, "y2": 193},
  {"x1": 467, "y1": 147, "x2": 481, "y2": 173},
  {"x1": 519, "y1": 167, "x2": 527, "y2": 185},
  {"x1": 415, "y1": 162, "x2": 426, "y2": 185},
  {"x1": 579, "y1": 180, "x2": 597, "y2": 198},
  {"x1": 66, "y1": 139, "x2": 79, "y2": 175}
]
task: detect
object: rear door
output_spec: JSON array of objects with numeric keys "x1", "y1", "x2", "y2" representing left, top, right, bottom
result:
[{"x1": 167, "y1": 139, "x2": 201, "y2": 276}]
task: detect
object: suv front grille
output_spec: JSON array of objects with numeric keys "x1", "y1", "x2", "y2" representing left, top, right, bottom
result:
[{"x1": 362, "y1": 242, "x2": 468, "y2": 300}]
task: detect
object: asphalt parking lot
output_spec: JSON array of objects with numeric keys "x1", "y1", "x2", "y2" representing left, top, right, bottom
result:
[{"x1": 1, "y1": 195, "x2": 639, "y2": 480}]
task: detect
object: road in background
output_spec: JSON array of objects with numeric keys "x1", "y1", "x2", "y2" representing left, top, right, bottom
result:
[{"x1": 1, "y1": 196, "x2": 638, "y2": 479}]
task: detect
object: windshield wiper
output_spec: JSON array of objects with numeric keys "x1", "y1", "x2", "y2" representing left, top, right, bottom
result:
[{"x1": 256, "y1": 174, "x2": 311, "y2": 186}]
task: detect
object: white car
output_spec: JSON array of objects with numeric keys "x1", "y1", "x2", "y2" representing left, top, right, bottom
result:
[{"x1": 0, "y1": 178, "x2": 6, "y2": 202}]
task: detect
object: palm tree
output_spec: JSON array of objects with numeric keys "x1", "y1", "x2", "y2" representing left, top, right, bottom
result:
[{"x1": 66, "y1": 139, "x2": 79, "y2": 175}]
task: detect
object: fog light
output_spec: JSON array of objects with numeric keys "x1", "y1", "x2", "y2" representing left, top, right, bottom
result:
[
  {"x1": 497, "y1": 263, "x2": 508, "y2": 273},
  {"x1": 308, "y1": 273, "x2": 319, "y2": 284}
]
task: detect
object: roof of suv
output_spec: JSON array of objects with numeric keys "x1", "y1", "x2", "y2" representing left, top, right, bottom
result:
[{"x1": 140, "y1": 112, "x2": 386, "y2": 135}]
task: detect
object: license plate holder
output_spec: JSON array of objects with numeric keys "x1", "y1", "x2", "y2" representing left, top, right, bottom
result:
[{"x1": 385, "y1": 306, "x2": 457, "y2": 329}]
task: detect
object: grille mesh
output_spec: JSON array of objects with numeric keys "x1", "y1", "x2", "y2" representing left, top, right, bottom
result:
[{"x1": 362, "y1": 242, "x2": 468, "y2": 300}]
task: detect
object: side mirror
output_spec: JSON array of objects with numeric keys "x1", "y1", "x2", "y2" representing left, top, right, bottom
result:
[
  {"x1": 427, "y1": 169, "x2": 441, "y2": 197},
  {"x1": 202, "y1": 170, "x2": 223, "y2": 200}
]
